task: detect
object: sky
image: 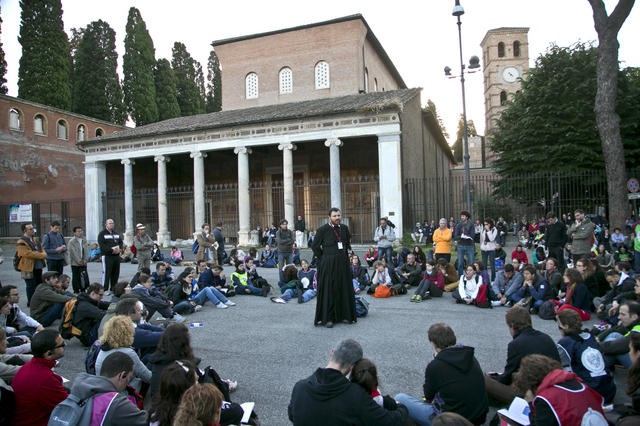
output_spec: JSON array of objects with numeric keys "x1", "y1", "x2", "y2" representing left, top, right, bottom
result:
[{"x1": 1, "y1": 0, "x2": 639, "y2": 143}]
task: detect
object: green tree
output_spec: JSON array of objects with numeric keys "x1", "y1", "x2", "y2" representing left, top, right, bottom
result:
[
  {"x1": 425, "y1": 99, "x2": 449, "y2": 139},
  {"x1": 206, "y1": 49, "x2": 222, "y2": 112},
  {"x1": 171, "y1": 41, "x2": 205, "y2": 116},
  {"x1": 195, "y1": 61, "x2": 206, "y2": 113},
  {"x1": 0, "y1": 15, "x2": 7, "y2": 95},
  {"x1": 491, "y1": 43, "x2": 640, "y2": 204},
  {"x1": 72, "y1": 20, "x2": 126, "y2": 125},
  {"x1": 123, "y1": 7, "x2": 158, "y2": 125},
  {"x1": 154, "y1": 58, "x2": 180, "y2": 121},
  {"x1": 18, "y1": 0, "x2": 72, "y2": 109},
  {"x1": 452, "y1": 115, "x2": 477, "y2": 164}
]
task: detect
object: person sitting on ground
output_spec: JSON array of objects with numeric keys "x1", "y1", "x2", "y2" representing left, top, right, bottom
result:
[
  {"x1": 231, "y1": 262, "x2": 269, "y2": 296},
  {"x1": 512, "y1": 354, "x2": 607, "y2": 425},
  {"x1": 11, "y1": 329, "x2": 68, "y2": 426},
  {"x1": 246, "y1": 258, "x2": 269, "y2": 290},
  {"x1": 577, "y1": 257, "x2": 608, "y2": 299},
  {"x1": 29, "y1": 271, "x2": 72, "y2": 327},
  {"x1": 396, "y1": 323, "x2": 488, "y2": 425},
  {"x1": 612, "y1": 331, "x2": 640, "y2": 424},
  {"x1": 453, "y1": 264, "x2": 483, "y2": 305},
  {"x1": 556, "y1": 309, "x2": 616, "y2": 404},
  {"x1": 491, "y1": 264, "x2": 524, "y2": 307},
  {"x1": 350, "y1": 255, "x2": 369, "y2": 293},
  {"x1": 595, "y1": 268, "x2": 636, "y2": 320},
  {"x1": 413, "y1": 246, "x2": 427, "y2": 268},
  {"x1": 73, "y1": 282, "x2": 109, "y2": 346},
  {"x1": 512, "y1": 244, "x2": 528, "y2": 265},
  {"x1": 297, "y1": 259, "x2": 318, "y2": 304},
  {"x1": 555, "y1": 268, "x2": 592, "y2": 320},
  {"x1": 0, "y1": 285, "x2": 43, "y2": 340},
  {"x1": 151, "y1": 243, "x2": 164, "y2": 262},
  {"x1": 412, "y1": 259, "x2": 445, "y2": 302},
  {"x1": 364, "y1": 246, "x2": 378, "y2": 267},
  {"x1": 597, "y1": 301, "x2": 640, "y2": 369},
  {"x1": 473, "y1": 261, "x2": 490, "y2": 288},
  {"x1": 259, "y1": 244, "x2": 277, "y2": 268},
  {"x1": 132, "y1": 273, "x2": 185, "y2": 323},
  {"x1": 289, "y1": 338, "x2": 408, "y2": 424},
  {"x1": 495, "y1": 243, "x2": 507, "y2": 263},
  {"x1": 113, "y1": 298, "x2": 163, "y2": 363},
  {"x1": 168, "y1": 246, "x2": 182, "y2": 266},
  {"x1": 174, "y1": 383, "x2": 223, "y2": 426},
  {"x1": 533, "y1": 245, "x2": 546, "y2": 266},
  {"x1": 511, "y1": 257, "x2": 524, "y2": 273},
  {"x1": 148, "y1": 359, "x2": 198, "y2": 426},
  {"x1": 0, "y1": 327, "x2": 32, "y2": 387},
  {"x1": 95, "y1": 315, "x2": 152, "y2": 385},
  {"x1": 396, "y1": 253, "x2": 422, "y2": 288},
  {"x1": 595, "y1": 244, "x2": 615, "y2": 270},
  {"x1": 63, "y1": 351, "x2": 147, "y2": 425},
  {"x1": 485, "y1": 306, "x2": 560, "y2": 406},
  {"x1": 0, "y1": 296, "x2": 31, "y2": 354},
  {"x1": 56, "y1": 273, "x2": 73, "y2": 295},
  {"x1": 369, "y1": 260, "x2": 392, "y2": 295},
  {"x1": 616, "y1": 245, "x2": 634, "y2": 263},
  {"x1": 129, "y1": 267, "x2": 150, "y2": 292},
  {"x1": 184, "y1": 267, "x2": 236, "y2": 310},
  {"x1": 518, "y1": 226, "x2": 529, "y2": 246},
  {"x1": 98, "y1": 280, "x2": 138, "y2": 336},
  {"x1": 610, "y1": 227, "x2": 626, "y2": 250},
  {"x1": 351, "y1": 358, "x2": 400, "y2": 411},
  {"x1": 151, "y1": 262, "x2": 173, "y2": 293},
  {"x1": 119, "y1": 244, "x2": 134, "y2": 263},
  {"x1": 272, "y1": 265, "x2": 302, "y2": 304},
  {"x1": 437, "y1": 257, "x2": 459, "y2": 292},
  {"x1": 510, "y1": 264, "x2": 552, "y2": 313},
  {"x1": 197, "y1": 262, "x2": 234, "y2": 296},
  {"x1": 167, "y1": 268, "x2": 203, "y2": 314},
  {"x1": 88, "y1": 243, "x2": 101, "y2": 262},
  {"x1": 543, "y1": 257, "x2": 563, "y2": 295}
]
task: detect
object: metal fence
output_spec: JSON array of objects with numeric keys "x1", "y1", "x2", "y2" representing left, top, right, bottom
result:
[{"x1": 0, "y1": 199, "x2": 85, "y2": 238}]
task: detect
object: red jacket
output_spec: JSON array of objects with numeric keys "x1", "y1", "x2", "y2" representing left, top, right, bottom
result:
[
  {"x1": 11, "y1": 357, "x2": 68, "y2": 426},
  {"x1": 511, "y1": 249, "x2": 528, "y2": 264},
  {"x1": 422, "y1": 270, "x2": 445, "y2": 291}
]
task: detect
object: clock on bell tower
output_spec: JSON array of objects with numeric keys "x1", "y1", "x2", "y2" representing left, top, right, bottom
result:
[{"x1": 480, "y1": 27, "x2": 529, "y2": 164}]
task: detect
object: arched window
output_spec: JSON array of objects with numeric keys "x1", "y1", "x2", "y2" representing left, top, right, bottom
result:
[
  {"x1": 9, "y1": 108, "x2": 23, "y2": 130},
  {"x1": 498, "y1": 42, "x2": 505, "y2": 58},
  {"x1": 500, "y1": 91, "x2": 507, "y2": 105},
  {"x1": 57, "y1": 119, "x2": 68, "y2": 140},
  {"x1": 374, "y1": 78, "x2": 378, "y2": 92},
  {"x1": 34, "y1": 114, "x2": 46, "y2": 135},
  {"x1": 364, "y1": 67, "x2": 369, "y2": 93},
  {"x1": 77, "y1": 124, "x2": 86, "y2": 142},
  {"x1": 315, "y1": 61, "x2": 330, "y2": 89},
  {"x1": 95, "y1": 128, "x2": 104, "y2": 137},
  {"x1": 245, "y1": 72, "x2": 258, "y2": 99},
  {"x1": 279, "y1": 67, "x2": 292, "y2": 94},
  {"x1": 513, "y1": 41, "x2": 521, "y2": 57}
]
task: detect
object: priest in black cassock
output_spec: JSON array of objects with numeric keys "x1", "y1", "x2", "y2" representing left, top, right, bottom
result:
[{"x1": 312, "y1": 207, "x2": 357, "y2": 328}]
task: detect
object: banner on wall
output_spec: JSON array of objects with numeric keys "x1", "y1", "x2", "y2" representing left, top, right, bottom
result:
[{"x1": 9, "y1": 204, "x2": 33, "y2": 222}]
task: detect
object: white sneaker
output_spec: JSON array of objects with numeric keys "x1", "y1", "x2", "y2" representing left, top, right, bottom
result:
[
  {"x1": 491, "y1": 300, "x2": 503, "y2": 307},
  {"x1": 225, "y1": 301, "x2": 236, "y2": 307},
  {"x1": 216, "y1": 302, "x2": 228, "y2": 309},
  {"x1": 170, "y1": 314, "x2": 186, "y2": 322},
  {"x1": 194, "y1": 305, "x2": 203, "y2": 312}
]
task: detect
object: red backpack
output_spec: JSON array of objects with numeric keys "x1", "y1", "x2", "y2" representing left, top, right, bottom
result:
[{"x1": 475, "y1": 284, "x2": 491, "y2": 308}]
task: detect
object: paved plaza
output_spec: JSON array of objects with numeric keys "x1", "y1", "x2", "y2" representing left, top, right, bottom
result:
[{"x1": 0, "y1": 243, "x2": 628, "y2": 425}]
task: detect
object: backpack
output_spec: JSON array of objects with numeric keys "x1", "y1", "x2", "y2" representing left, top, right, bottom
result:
[
  {"x1": 538, "y1": 300, "x2": 557, "y2": 320},
  {"x1": 373, "y1": 285, "x2": 391, "y2": 298},
  {"x1": 13, "y1": 250, "x2": 21, "y2": 271},
  {"x1": 475, "y1": 284, "x2": 492, "y2": 308},
  {"x1": 59, "y1": 299, "x2": 82, "y2": 340},
  {"x1": 355, "y1": 295, "x2": 369, "y2": 317},
  {"x1": 85, "y1": 340, "x2": 101, "y2": 374},
  {"x1": 192, "y1": 240, "x2": 199, "y2": 255},
  {"x1": 47, "y1": 393, "x2": 95, "y2": 426}
]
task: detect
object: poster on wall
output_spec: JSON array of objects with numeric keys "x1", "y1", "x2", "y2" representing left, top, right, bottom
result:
[{"x1": 9, "y1": 204, "x2": 33, "y2": 222}]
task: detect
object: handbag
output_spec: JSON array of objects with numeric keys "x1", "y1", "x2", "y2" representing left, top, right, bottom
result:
[{"x1": 373, "y1": 285, "x2": 391, "y2": 298}]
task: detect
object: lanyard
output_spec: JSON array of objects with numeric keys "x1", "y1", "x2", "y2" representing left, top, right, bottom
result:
[{"x1": 331, "y1": 225, "x2": 342, "y2": 242}]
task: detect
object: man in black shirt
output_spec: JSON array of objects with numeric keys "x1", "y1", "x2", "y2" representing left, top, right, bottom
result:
[
  {"x1": 544, "y1": 212, "x2": 567, "y2": 272},
  {"x1": 97, "y1": 219, "x2": 123, "y2": 293}
]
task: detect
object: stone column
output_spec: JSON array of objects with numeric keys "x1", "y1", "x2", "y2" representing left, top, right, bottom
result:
[
  {"x1": 234, "y1": 147, "x2": 252, "y2": 246},
  {"x1": 84, "y1": 161, "x2": 106, "y2": 242},
  {"x1": 154, "y1": 155, "x2": 171, "y2": 247},
  {"x1": 324, "y1": 138, "x2": 342, "y2": 210},
  {"x1": 190, "y1": 151, "x2": 207, "y2": 235},
  {"x1": 377, "y1": 133, "x2": 403, "y2": 241},
  {"x1": 121, "y1": 159, "x2": 135, "y2": 246},
  {"x1": 278, "y1": 143, "x2": 296, "y2": 226}
]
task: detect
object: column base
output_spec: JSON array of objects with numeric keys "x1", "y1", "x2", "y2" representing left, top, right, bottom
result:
[
  {"x1": 124, "y1": 230, "x2": 134, "y2": 247},
  {"x1": 157, "y1": 231, "x2": 172, "y2": 247},
  {"x1": 238, "y1": 229, "x2": 252, "y2": 247}
]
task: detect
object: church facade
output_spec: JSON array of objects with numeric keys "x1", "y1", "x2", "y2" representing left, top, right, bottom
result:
[{"x1": 80, "y1": 15, "x2": 453, "y2": 246}]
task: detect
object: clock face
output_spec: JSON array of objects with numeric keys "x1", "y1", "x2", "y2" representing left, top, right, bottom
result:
[{"x1": 502, "y1": 66, "x2": 520, "y2": 83}]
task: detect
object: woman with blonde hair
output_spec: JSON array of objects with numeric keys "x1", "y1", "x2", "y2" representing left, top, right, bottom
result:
[
  {"x1": 95, "y1": 315, "x2": 151, "y2": 383},
  {"x1": 173, "y1": 383, "x2": 223, "y2": 426}
]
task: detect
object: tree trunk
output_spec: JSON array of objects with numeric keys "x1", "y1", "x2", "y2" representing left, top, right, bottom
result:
[{"x1": 588, "y1": 0, "x2": 635, "y2": 229}]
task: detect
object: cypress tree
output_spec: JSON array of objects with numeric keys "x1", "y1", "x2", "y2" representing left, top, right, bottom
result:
[
  {"x1": 72, "y1": 20, "x2": 126, "y2": 125},
  {"x1": 18, "y1": 0, "x2": 72, "y2": 109},
  {"x1": 195, "y1": 62, "x2": 206, "y2": 113},
  {"x1": 171, "y1": 41, "x2": 204, "y2": 116},
  {"x1": 154, "y1": 58, "x2": 180, "y2": 121},
  {"x1": 206, "y1": 49, "x2": 222, "y2": 112},
  {"x1": 0, "y1": 15, "x2": 7, "y2": 95},
  {"x1": 123, "y1": 7, "x2": 158, "y2": 126}
]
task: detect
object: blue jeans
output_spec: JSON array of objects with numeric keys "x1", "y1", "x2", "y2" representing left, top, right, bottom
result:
[
  {"x1": 481, "y1": 249, "x2": 496, "y2": 282},
  {"x1": 282, "y1": 288, "x2": 316, "y2": 302},
  {"x1": 395, "y1": 393, "x2": 435, "y2": 426},
  {"x1": 192, "y1": 287, "x2": 228, "y2": 306},
  {"x1": 173, "y1": 300, "x2": 194, "y2": 314},
  {"x1": 604, "y1": 332, "x2": 632, "y2": 368},
  {"x1": 237, "y1": 284, "x2": 262, "y2": 295},
  {"x1": 378, "y1": 246, "x2": 393, "y2": 263},
  {"x1": 40, "y1": 302, "x2": 65, "y2": 327},
  {"x1": 457, "y1": 244, "x2": 476, "y2": 276},
  {"x1": 278, "y1": 253, "x2": 293, "y2": 280}
]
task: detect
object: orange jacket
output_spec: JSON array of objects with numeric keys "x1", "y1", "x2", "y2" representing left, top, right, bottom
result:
[
  {"x1": 16, "y1": 237, "x2": 47, "y2": 272},
  {"x1": 432, "y1": 228, "x2": 453, "y2": 254}
]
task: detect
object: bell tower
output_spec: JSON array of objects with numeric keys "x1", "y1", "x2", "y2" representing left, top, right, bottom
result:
[{"x1": 480, "y1": 27, "x2": 529, "y2": 164}]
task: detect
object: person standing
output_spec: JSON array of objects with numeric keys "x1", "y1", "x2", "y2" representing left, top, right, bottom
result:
[
  {"x1": 480, "y1": 219, "x2": 498, "y2": 282},
  {"x1": 213, "y1": 222, "x2": 225, "y2": 265},
  {"x1": 98, "y1": 218, "x2": 123, "y2": 293},
  {"x1": 67, "y1": 226, "x2": 89, "y2": 293},
  {"x1": 634, "y1": 219, "x2": 640, "y2": 275},
  {"x1": 433, "y1": 218, "x2": 453, "y2": 263},
  {"x1": 312, "y1": 208, "x2": 356, "y2": 328},
  {"x1": 42, "y1": 221, "x2": 67, "y2": 275},
  {"x1": 295, "y1": 215, "x2": 306, "y2": 247},
  {"x1": 196, "y1": 223, "x2": 218, "y2": 265},
  {"x1": 545, "y1": 212, "x2": 568, "y2": 272},
  {"x1": 374, "y1": 217, "x2": 396, "y2": 264},
  {"x1": 133, "y1": 223, "x2": 154, "y2": 271},
  {"x1": 276, "y1": 219, "x2": 295, "y2": 280},
  {"x1": 454, "y1": 211, "x2": 476, "y2": 277},
  {"x1": 567, "y1": 209, "x2": 595, "y2": 263},
  {"x1": 16, "y1": 222, "x2": 47, "y2": 306}
]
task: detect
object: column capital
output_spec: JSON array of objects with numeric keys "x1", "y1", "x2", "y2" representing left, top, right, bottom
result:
[
  {"x1": 278, "y1": 143, "x2": 297, "y2": 151},
  {"x1": 190, "y1": 151, "x2": 208, "y2": 159},
  {"x1": 324, "y1": 138, "x2": 343, "y2": 148},
  {"x1": 233, "y1": 146, "x2": 253, "y2": 155},
  {"x1": 121, "y1": 158, "x2": 135, "y2": 166},
  {"x1": 154, "y1": 155, "x2": 171, "y2": 163}
]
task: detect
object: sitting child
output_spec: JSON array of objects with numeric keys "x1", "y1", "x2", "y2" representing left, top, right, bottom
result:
[
  {"x1": 88, "y1": 243, "x2": 101, "y2": 262},
  {"x1": 169, "y1": 246, "x2": 183, "y2": 266},
  {"x1": 351, "y1": 255, "x2": 369, "y2": 293},
  {"x1": 412, "y1": 260, "x2": 445, "y2": 302}
]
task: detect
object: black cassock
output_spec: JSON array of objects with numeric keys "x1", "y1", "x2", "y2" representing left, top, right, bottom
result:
[{"x1": 311, "y1": 222, "x2": 357, "y2": 325}]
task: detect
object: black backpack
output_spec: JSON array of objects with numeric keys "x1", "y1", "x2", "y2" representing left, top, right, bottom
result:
[
  {"x1": 538, "y1": 300, "x2": 557, "y2": 320},
  {"x1": 85, "y1": 340, "x2": 102, "y2": 374}
]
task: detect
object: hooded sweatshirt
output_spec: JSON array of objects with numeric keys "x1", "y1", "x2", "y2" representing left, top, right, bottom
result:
[
  {"x1": 69, "y1": 372, "x2": 147, "y2": 425},
  {"x1": 423, "y1": 345, "x2": 488, "y2": 425},
  {"x1": 288, "y1": 367, "x2": 407, "y2": 425}
]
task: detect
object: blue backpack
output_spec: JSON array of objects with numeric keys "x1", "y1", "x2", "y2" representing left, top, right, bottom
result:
[
  {"x1": 355, "y1": 295, "x2": 370, "y2": 317},
  {"x1": 192, "y1": 240, "x2": 199, "y2": 255},
  {"x1": 85, "y1": 340, "x2": 101, "y2": 374}
]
